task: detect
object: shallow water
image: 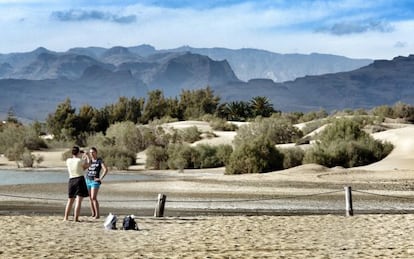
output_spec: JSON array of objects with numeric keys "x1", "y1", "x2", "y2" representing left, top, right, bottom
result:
[{"x1": 0, "y1": 170, "x2": 157, "y2": 185}]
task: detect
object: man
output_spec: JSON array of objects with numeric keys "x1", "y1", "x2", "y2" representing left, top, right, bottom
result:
[{"x1": 64, "y1": 146, "x2": 90, "y2": 222}]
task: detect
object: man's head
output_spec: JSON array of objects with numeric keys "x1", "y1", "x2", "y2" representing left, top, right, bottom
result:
[{"x1": 72, "y1": 146, "x2": 80, "y2": 156}]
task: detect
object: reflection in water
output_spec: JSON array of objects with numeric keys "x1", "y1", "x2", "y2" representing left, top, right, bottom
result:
[{"x1": 0, "y1": 170, "x2": 156, "y2": 186}]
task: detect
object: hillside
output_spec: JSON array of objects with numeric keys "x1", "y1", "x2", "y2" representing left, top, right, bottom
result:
[
  {"x1": 0, "y1": 46, "x2": 412, "y2": 121},
  {"x1": 216, "y1": 55, "x2": 414, "y2": 111}
]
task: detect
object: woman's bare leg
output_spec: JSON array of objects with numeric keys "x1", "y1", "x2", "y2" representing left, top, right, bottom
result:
[
  {"x1": 90, "y1": 188, "x2": 100, "y2": 219},
  {"x1": 88, "y1": 189, "x2": 95, "y2": 217}
]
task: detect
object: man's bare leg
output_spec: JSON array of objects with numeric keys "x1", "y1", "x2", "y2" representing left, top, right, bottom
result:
[
  {"x1": 74, "y1": 196, "x2": 84, "y2": 222},
  {"x1": 64, "y1": 198, "x2": 75, "y2": 221}
]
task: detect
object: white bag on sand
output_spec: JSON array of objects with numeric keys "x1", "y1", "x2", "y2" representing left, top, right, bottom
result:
[{"x1": 104, "y1": 213, "x2": 117, "y2": 230}]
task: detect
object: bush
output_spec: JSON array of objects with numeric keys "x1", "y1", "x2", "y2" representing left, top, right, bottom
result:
[
  {"x1": 145, "y1": 145, "x2": 169, "y2": 170},
  {"x1": 225, "y1": 138, "x2": 283, "y2": 174},
  {"x1": 234, "y1": 117, "x2": 303, "y2": 147},
  {"x1": 105, "y1": 121, "x2": 144, "y2": 153},
  {"x1": 303, "y1": 119, "x2": 393, "y2": 168},
  {"x1": 209, "y1": 118, "x2": 238, "y2": 131},
  {"x1": 5, "y1": 143, "x2": 25, "y2": 161},
  {"x1": 149, "y1": 116, "x2": 178, "y2": 125},
  {"x1": 100, "y1": 147, "x2": 137, "y2": 170},
  {"x1": 21, "y1": 149, "x2": 35, "y2": 167},
  {"x1": 145, "y1": 125, "x2": 173, "y2": 147},
  {"x1": 178, "y1": 126, "x2": 201, "y2": 143},
  {"x1": 46, "y1": 139, "x2": 76, "y2": 149},
  {"x1": 167, "y1": 143, "x2": 193, "y2": 170},
  {"x1": 215, "y1": 144, "x2": 233, "y2": 165},
  {"x1": 280, "y1": 147, "x2": 304, "y2": 169},
  {"x1": 300, "y1": 119, "x2": 327, "y2": 136},
  {"x1": 23, "y1": 127, "x2": 48, "y2": 150},
  {"x1": 193, "y1": 144, "x2": 222, "y2": 168},
  {"x1": 145, "y1": 143, "x2": 233, "y2": 171},
  {"x1": 0, "y1": 124, "x2": 24, "y2": 154},
  {"x1": 299, "y1": 110, "x2": 329, "y2": 123}
]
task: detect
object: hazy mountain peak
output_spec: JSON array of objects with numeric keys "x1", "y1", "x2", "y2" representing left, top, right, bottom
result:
[
  {"x1": 31, "y1": 47, "x2": 52, "y2": 55},
  {"x1": 102, "y1": 46, "x2": 131, "y2": 56},
  {"x1": 127, "y1": 44, "x2": 157, "y2": 57}
]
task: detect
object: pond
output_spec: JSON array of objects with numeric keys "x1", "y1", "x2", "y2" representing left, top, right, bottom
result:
[{"x1": 0, "y1": 170, "x2": 157, "y2": 186}]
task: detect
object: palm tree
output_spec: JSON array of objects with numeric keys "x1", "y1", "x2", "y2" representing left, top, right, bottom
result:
[
  {"x1": 225, "y1": 101, "x2": 252, "y2": 121},
  {"x1": 250, "y1": 96, "x2": 275, "y2": 117}
]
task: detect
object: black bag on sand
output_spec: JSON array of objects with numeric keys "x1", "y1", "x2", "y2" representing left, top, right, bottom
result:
[{"x1": 122, "y1": 215, "x2": 139, "y2": 230}]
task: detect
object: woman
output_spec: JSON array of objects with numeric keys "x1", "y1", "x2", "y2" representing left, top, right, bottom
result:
[
  {"x1": 85, "y1": 147, "x2": 108, "y2": 219},
  {"x1": 64, "y1": 146, "x2": 90, "y2": 222}
]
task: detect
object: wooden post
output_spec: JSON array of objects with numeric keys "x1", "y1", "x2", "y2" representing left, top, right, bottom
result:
[
  {"x1": 154, "y1": 193, "x2": 167, "y2": 217},
  {"x1": 344, "y1": 186, "x2": 353, "y2": 216}
]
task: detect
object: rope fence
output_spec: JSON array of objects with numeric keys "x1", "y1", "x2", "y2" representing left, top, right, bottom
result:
[
  {"x1": 1, "y1": 187, "x2": 414, "y2": 217},
  {"x1": 0, "y1": 190, "x2": 344, "y2": 203},
  {"x1": 353, "y1": 189, "x2": 414, "y2": 200}
]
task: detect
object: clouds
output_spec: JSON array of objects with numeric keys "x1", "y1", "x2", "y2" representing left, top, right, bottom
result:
[
  {"x1": 316, "y1": 20, "x2": 394, "y2": 35},
  {"x1": 50, "y1": 9, "x2": 136, "y2": 24},
  {"x1": 0, "y1": 0, "x2": 413, "y2": 59}
]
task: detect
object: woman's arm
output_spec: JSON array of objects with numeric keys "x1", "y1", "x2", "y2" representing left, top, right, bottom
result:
[
  {"x1": 99, "y1": 162, "x2": 108, "y2": 181},
  {"x1": 82, "y1": 152, "x2": 91, "y2": 170}
]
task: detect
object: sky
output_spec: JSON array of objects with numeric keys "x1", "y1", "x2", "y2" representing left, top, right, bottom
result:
[{"x1": 0, "y1": 0, "x2": 414, "y2": 59}]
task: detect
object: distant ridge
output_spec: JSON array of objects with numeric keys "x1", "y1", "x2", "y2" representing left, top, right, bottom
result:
[
  {"x1": 2, "y1": 44, "x2": 412, "y2": 122},
  {"x1": 0, "y1": 44, "x2": 371, "y2": 82}
]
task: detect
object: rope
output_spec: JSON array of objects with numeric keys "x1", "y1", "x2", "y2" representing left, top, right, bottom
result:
[
  {"x1": 1, "y1": 189, "x2": 413, "y2": 204},
  {"x1": 0, "y1": 193, "x2": 155, "y2": 202},
  {"x1": 0, "y1": 190, "x2": 343, "y2": 203},
  {"x1": 103, "y1": 199, "x2": 155, "y2": 203},
  {"x1": 353, "y1": 190, "x2": 414, "y2": 200},
  {"x1": 0, "y1": 193, "x2": 63, "y2": 201},
  {"x1": 167, "y1": 190, "x2": 343, "y2": 203}
]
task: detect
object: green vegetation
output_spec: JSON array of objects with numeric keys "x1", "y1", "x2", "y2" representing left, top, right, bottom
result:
[
  {"x1": 226, "y1": 137, "x2": 283, "y2": 174},
  {"x1": 146, "y1": 143, "x2": 232, "y2": 170},
  {"x1": 226, "y1": 116, "x2": 303, "y2": 174},
  {"x1": 303, "y1": 119, "x2": 393, "y2": 168},
  {"x1": 209, "y1": 118, "x2": 239, "y2": 131},
  {"x1": 234, "y1": 116, "x2": 303, "y2": 146},
  {"x1": 279, "y1": 147, "x2": 305, "y2": 169},
  {"x1": 0, "y1": 120, "x2": 46, "y2": 167},
  {"x1": 3, "y1": 87, "x2": 413, "y2": 171}
]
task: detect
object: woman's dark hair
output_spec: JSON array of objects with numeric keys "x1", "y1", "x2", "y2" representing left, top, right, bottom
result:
[
  {"x1": 72, "y1": 146, "x2": 80, "y2": 155},
  {"x1": 90, "y1": 147, "x2": 97, "y2": 153}
]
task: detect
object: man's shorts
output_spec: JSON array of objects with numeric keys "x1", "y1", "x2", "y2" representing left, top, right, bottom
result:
[
  {"x1": 86, "y1": 177, "x2": 101, "y2": 190},
  {"x1": 68, "y1": 176, "x2": 89, "y2": 198}
]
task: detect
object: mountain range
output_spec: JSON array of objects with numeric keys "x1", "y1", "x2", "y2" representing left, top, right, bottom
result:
[{"x1": 0, "y1": 44, "x2": 412, "y2": 121}]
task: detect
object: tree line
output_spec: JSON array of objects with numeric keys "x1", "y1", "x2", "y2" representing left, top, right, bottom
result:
[
  {"x1": 1, "y1": 86, "x2": 414, "y2": 173},
  {"x1": 46, "y1": 87, "x2": 277, "y2": 145}
]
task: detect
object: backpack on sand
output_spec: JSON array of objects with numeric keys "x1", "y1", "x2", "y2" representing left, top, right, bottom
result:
[
  {"x1": 122, "y1": 215, "x2": 139, "y2": 230},
  {"x1": 103, "y1": 213, "x2": 118, "y2": 230}
]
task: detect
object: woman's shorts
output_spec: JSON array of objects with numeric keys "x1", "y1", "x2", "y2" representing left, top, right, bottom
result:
[
  {"x1": 86, "y1": 177, "x2": 101, "y2": 190},
  {"x1": 68, "y1": 176, "x2": 89, "y2": 198}
]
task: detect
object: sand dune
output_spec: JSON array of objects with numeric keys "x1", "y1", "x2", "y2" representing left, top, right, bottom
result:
[
  {"x1": 2, "y1": 120, "x2": 414, "y2": 258},
  {"x1": 164, "y1": 120, "x2": 414, "y2": 170},
  {"x1": 358, "y1": 124, "x2": 414, "y2": 171},
  {"x1": 3, "y1": 119, "x2": 412, "y2": 171}
]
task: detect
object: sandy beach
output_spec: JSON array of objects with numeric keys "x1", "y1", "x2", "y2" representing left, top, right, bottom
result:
[
  {"x1": 1, "y1": 120, "x2": 414, "y2": 258},
  {"x1": 1, "y1": 214, "x2": 414, "y2": 258}
]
